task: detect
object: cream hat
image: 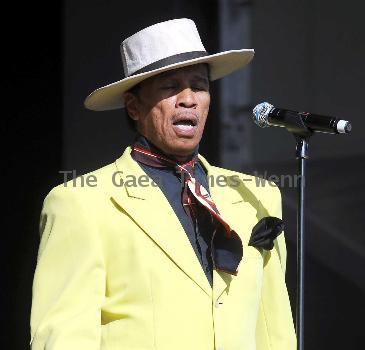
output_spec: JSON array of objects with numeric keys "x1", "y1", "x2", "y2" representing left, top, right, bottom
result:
[{"x1": 84, "y1": 18, "x2": 254, "y2": 111}]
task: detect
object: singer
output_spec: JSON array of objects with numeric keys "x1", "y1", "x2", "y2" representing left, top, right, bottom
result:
[{"x1": 30, "y1": 19, "x2": 296, "y2": 350}]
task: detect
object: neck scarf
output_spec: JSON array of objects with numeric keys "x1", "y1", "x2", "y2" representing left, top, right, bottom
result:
[{"x1": 131, "y1": 138, "x2": 243, "y2": 275}]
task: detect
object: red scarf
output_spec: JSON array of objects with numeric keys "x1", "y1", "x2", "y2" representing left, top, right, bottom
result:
[{"x1": 131, "y1": 144, "x2": 243, "y2": 275}]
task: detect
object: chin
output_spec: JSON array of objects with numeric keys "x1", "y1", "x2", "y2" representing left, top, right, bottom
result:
[{"x1": 168, "y1": 140, "x2": 198, "y2": 156}]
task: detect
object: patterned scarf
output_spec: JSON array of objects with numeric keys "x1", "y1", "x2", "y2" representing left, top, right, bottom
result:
[{"x1": 131, "y1": 140, "x2": 243, "y2": 275}]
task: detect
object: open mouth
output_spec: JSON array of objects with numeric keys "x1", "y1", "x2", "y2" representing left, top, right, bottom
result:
[
  {"x1": 172, "y1": 114, "x2": 198, "y2": 136},
  {"x1": 172, "y1": 114, "x2": 198, "y2": 126}
]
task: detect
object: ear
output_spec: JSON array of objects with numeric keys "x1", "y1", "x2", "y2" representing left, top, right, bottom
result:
[{"x1": 123, "y1": 92, "x2": 140, "y2": 121}]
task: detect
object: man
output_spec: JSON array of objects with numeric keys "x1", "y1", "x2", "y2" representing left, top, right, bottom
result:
[{"x1": 30, "y1": 18, "x2": 296, "y2": 349}]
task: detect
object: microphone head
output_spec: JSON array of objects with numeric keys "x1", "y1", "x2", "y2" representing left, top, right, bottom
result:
[{"x1": 252, "y1": 102, "x2": 274, "y2": 128}]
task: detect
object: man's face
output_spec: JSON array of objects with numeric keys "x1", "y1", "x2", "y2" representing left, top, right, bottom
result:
[{"x1": 124, "y1": 64, "x2": 210, "y2": 159}]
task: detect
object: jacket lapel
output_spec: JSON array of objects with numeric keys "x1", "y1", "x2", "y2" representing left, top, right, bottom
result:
[
  {"x1": 110, "y1": 147, "x2": 212, "y2": 297},
  {"x1": 198, "y1": 155, "x2": 266, "y2": 301}
]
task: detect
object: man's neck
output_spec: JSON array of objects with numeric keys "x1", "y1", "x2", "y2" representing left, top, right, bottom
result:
[{"x1": 134, "y1": 133, "x2": 198, "y2": 164}]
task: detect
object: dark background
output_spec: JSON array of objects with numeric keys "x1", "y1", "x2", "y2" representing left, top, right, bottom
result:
[{"x1": 3, "y1": 0, "x2": 364, "y2": 348}]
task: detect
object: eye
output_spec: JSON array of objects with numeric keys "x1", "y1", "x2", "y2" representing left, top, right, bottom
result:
[
  {"x1": 161, "y1": 85, "x2": 176, "y2": 90},
  {"x1": 160, "y1": 82, "x2": 177, "y2": 90},
  {"x1": 192, "y1": 85, "x2": 207, "y2": 91}
]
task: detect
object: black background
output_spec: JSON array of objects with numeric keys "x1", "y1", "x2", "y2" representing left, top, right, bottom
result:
[{"x1": 3, "y1": 1, "x2": 365, "y2": 349}]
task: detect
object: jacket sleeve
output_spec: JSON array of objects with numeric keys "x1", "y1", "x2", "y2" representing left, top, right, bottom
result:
[
  {"x1": 30, "y1": 186, "x2": 105, "y2": 349},
  {"x1": 255, "y1": 185, "x2": 297, "y2": 350}
]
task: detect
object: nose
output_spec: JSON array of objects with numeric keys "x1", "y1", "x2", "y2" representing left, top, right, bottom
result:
[{"x1": 176, "y1": 88, "x2": 197, "y2": 109}]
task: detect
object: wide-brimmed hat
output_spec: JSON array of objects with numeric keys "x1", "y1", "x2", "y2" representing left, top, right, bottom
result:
[{"x1": 84, "y1": 18, "x2": 254, "y2": 111}]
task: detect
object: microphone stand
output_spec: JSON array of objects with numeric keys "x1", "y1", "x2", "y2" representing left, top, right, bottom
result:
[{"x1": 282, "y1": 115, "x2": 313, "y2": 350}]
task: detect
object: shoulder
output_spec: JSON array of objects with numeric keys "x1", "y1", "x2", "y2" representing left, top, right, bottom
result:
[
  {"x1": 211, "y1": 164, "x2": 281, "y2": 198},
  {"x1": 43, "y1": 160, "x2": 119, "y2": 211},
  {"x1": 199, "y1": 154, "x2": 282, "y2": 214}
]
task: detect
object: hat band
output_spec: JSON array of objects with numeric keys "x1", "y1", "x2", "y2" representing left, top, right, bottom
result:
[{"x1": 130, "y1": 50, "x2": 208, "y2": 76}]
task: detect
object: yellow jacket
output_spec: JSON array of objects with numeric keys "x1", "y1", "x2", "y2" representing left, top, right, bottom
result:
[{"x1": 30, "y1": 147, "x2": 296, "y2": 350}]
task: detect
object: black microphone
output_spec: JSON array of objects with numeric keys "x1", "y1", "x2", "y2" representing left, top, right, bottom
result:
[{"x1": 252, "y1": 102, "x2": 352, "y2": 134}]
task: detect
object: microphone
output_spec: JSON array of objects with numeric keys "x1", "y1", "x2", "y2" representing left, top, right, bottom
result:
[{"x1": 252, "y1": 102, "x2": 352, "y2": 134}]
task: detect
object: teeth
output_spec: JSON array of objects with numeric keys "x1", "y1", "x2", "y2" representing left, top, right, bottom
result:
[{"x1": 174, "y1": 124, "x2": 194, "y2": 130}]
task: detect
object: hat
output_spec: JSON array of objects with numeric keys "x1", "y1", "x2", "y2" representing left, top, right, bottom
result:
[{"x1": 84, "y1": 18, "x2": 254, "y2": 111}]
